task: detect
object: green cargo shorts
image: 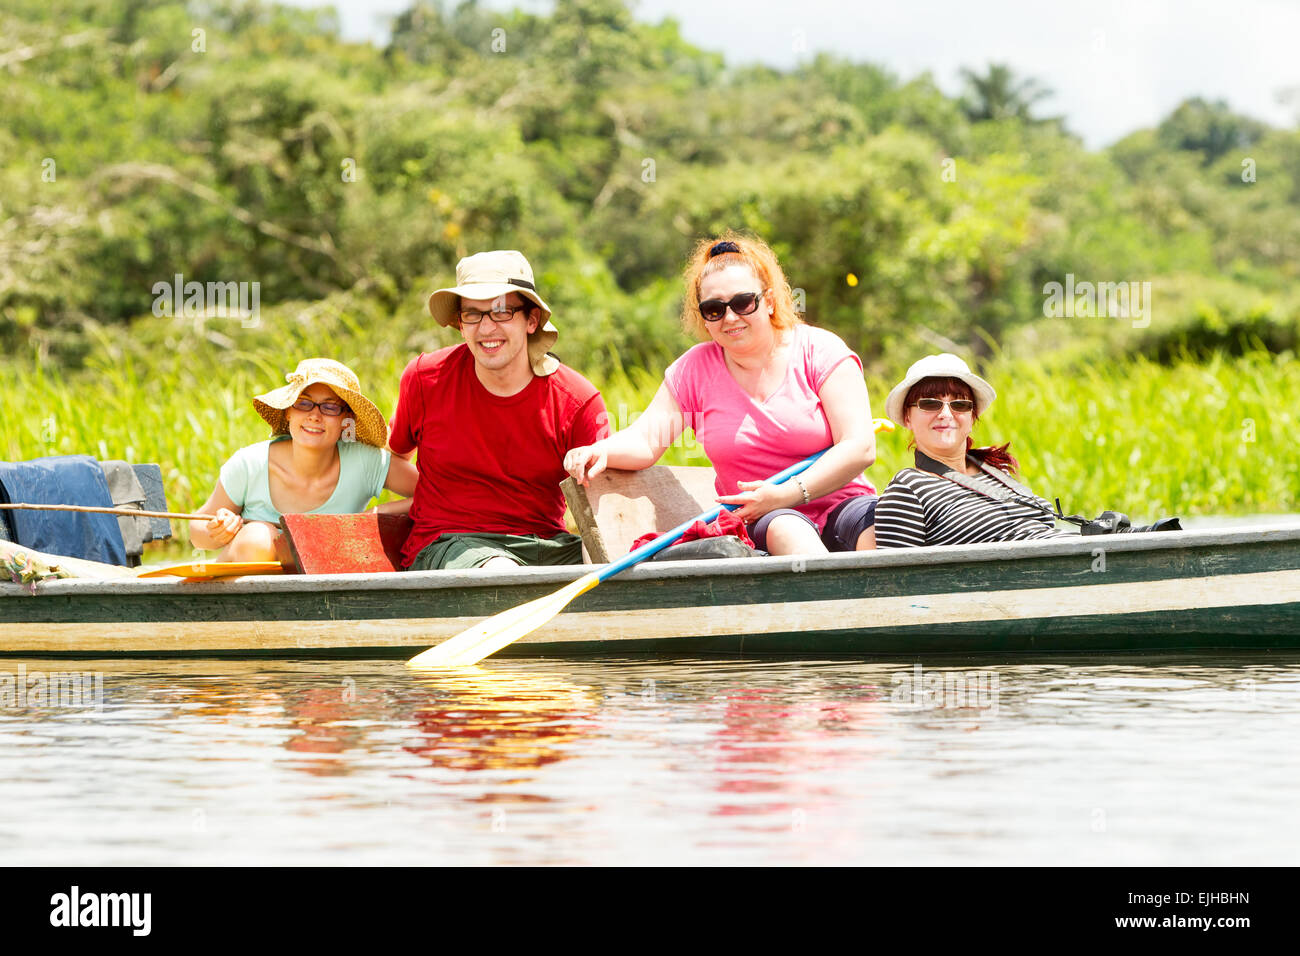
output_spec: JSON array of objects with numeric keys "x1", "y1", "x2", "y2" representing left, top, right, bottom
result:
[{"x1": 407, "y1": 531, "x2": 584, "y2": 571}]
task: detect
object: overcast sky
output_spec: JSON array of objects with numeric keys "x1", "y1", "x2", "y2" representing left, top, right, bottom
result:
[{"x1": 285, "y1": 0, "x2": 1299, "y2": 148}]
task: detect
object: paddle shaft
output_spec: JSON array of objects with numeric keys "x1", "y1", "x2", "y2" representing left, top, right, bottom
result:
[
  {"x1": 408, "y1": 450, "x2": 831, "y2": 667},
  {"x1": 596, "y1": 450, "x2": 828, "y2": 582},
  {"x1": 412, "y1": 419, "x2": 897, "y2": 665},
  {"x1": 0, "y1": 503, "x2": 213, "y2": 522}
]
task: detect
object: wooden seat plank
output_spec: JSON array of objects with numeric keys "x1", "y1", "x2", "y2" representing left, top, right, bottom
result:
[{"x1": 561, "y1": 465, "x2": 718, "y2": 563}]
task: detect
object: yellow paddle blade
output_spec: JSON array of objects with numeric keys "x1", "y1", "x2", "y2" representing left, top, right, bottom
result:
[
  {"x1": 873, "y1": 417, "x2": 896, "y2": 433},
  {"x1": 136, "y1": 561, "x2": 283, "y2": 580},
  {"x1": 408, "y1": 572, "x2": 601, "y2": 668}
]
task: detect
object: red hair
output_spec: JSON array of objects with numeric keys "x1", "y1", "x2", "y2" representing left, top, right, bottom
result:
[
  {"x1": 680, "y1": 232, "x2": 803, "y2": 340},
  {"x1": 903, "y1": 376, "x2": 1020, "y2": 474}
]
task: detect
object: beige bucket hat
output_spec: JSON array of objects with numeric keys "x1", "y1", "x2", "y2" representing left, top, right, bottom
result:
[
  {"x1": 885, "y1": 353, "x2": 997, "y2": 425},
  {"x1": 252, "y1": 358, "x2": 388, "y2": 448},
  {"x1": 427, "y1": 250, "x2": 559, "y2": 376}
]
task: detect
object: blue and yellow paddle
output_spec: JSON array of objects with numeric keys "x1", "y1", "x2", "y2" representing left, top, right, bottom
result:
[{"x1": 408, "y1": 420, "x2": 894, "y2": 667}]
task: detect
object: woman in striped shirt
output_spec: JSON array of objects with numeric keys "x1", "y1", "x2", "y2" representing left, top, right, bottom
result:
[{"x1": 874, "y1": 354, "x2": 1071, "y2": 549}]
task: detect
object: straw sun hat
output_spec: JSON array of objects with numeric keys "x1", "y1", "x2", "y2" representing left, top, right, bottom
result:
[
  {"x1": 427, "y1": 250, "x2": 560, "y2": 376},
  {"x1": 884, "y1": 353, "x2": 997, "y2": 426},
  {"x1": 252, "y1": 358, "x2": 388, "y2": 448}
]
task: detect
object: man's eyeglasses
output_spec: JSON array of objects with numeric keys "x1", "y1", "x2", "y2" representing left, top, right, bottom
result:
[
  {"x1": 459, "y1": 305, "x2": 528, "y2": 325},
  {"x1": 291, "y1": 398, "x2": 349, "y2": 417},
  {"x1": 698, "y1": 290, "x2": 768, "y2": 322},
  {"x1": 912, "y1": 398, "x2": 975, "y2": 414}
]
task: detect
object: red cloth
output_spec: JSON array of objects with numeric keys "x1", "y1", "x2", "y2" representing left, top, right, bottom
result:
[
  {"x1": 631, "y1": 509, "x2": 755, "y2": 552},
  {"x1": 389, "y1": 345, "x2": 609, "y2": 567}
]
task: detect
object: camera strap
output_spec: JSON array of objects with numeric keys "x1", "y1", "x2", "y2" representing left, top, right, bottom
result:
[{"x1": 913, "y1": 452, "x2": 1055, "y2": 517}]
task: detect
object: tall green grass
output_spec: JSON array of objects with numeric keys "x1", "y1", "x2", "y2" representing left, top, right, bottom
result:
[
  {"x1": 3, "y1": 308, "x2": 1296, "y2": 564},
  {"x1": 606, "y1": 349, "x2": 1300, "y2": 520},
  {"x1": 953, "y1": 352, "x2": 1299, "y2": 518}
]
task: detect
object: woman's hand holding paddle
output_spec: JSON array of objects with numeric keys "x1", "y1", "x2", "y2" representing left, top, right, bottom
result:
[
  {"x1": 716, "y1": 479, "x2": 799, "y2": 523},
  {"x1": 203, "y1": 508, "x2": 243, "y2": 547}
]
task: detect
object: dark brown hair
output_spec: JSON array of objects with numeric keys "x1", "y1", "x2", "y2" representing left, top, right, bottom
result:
[{"x1": 903, "y1": 376, "x2": 1019, "y2": 474}]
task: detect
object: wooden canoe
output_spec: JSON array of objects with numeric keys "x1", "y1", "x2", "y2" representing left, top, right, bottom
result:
[{"x1": 2, "y1": 523, "x2": 1300, "y2": 658}]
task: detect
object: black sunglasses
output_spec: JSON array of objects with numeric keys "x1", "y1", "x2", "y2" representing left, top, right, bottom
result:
[
  {"x1": 913, "y1": 398, "x2": 975, "y2": 414},
  {"x1": 699, "y1": 289, "x2": 768, "y2": 322}
]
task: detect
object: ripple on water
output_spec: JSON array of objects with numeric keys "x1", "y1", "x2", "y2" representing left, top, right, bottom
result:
[{"x1": 0, "y1": 654, "x2": 1297, "y2": 864}]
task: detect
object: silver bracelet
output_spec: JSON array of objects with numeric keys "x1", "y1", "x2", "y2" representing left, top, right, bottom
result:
[{"x1": 793, "y1": 476, "x2": 810, "y2": 505}]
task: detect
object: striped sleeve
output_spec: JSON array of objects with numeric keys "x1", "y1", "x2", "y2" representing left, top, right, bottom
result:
[{"x1": 873, "y1": 475, "x2": 927, "y2": 548}]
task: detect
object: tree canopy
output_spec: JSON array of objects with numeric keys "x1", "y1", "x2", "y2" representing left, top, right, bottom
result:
[{"x1": 1, "y1": 0, "x2": 1296, "y2": 376}]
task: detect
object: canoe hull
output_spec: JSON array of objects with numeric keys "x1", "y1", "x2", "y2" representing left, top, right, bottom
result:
[{"x1": 4, "y1": 524, "x2": 1300, "y2": 658}]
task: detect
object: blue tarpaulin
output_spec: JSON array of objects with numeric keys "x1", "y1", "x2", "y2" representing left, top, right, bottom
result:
[{"x1": 0, "y1": 455, "x2": 127, "y2": 565}]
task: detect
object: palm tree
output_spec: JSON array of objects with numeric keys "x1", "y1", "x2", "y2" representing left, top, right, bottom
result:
[{"x1": 958, "y1": 63, "x2": 1055, "y2": 123}]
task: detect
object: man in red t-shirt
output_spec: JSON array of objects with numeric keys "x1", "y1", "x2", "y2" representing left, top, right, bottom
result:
[{"x1": 390, "y1": 250, "x2": 609, "y2": 570}]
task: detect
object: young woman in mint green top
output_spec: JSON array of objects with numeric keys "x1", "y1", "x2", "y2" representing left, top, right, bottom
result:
[
  {"x1": 190, "y1": 359, "x2": 417, "y2": 563},
  {"x1": 217, "y1": 435, "x2": 392, "y2": 524}
]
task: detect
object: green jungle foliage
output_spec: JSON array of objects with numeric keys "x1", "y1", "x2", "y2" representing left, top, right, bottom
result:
[{"x1": 3, "y1": 0, "x2": 1297, "y2": 374}]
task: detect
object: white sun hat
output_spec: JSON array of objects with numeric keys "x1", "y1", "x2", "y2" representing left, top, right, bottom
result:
[{"x1": 884, "y1": 353, "x2": 997, "y2": 425}]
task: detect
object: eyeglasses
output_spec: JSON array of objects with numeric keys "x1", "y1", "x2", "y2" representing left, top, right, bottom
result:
[
  {"x1": 912, "y1": 398, "x2": 975, "y2": 414},
  {"x1": 699, "y1": 289, "x2": 768, "y2": 322},
  {"x1": 459, "y1": 305, "x2": 528, "y2": 325},
  {"x1": 291, "y1": 398, "x2": 349, "y2": 416}
]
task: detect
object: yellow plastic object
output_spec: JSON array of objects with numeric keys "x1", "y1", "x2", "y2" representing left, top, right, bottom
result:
[
  {"x1": 409, "y1": 572, "x2": 600, "y2": 668},
  {"x1": 136, "y1": 561, "x2": 284, "y2": 580}
]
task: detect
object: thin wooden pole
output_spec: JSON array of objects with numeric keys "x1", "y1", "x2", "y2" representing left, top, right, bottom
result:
[{"x1": 0, "y1": 503, "x2": 211, "y2": 521}]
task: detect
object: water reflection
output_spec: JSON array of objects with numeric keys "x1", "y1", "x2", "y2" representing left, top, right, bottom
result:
[
  {"x1": 710, "y1": 680, "x2": 888, "y2": 821},
  {"x1": 402, "y1": 666, "x2": 597, "y2": 774},
  {"x1": 0, "y1": 655, "x2": 1297, "y2": 864},
  {"x1": 281, "y1": 686, "x2": 371, "y2": 774},
  {"x1": 0, "y1": 660, "x2": 601, "y2": 780}
]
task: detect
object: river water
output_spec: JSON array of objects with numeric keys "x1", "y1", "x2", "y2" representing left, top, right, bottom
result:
[{"x1": 1, "y1": 655, "x2": 1296, "y2": 865}]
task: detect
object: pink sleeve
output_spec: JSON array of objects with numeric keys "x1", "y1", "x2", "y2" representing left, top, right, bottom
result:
[
  {"x1": 805, "y1": 326, "x2": 863, "y2": 393},
  {"x1": 663, "y1": 346, "x2": 705, "y2": 415}
]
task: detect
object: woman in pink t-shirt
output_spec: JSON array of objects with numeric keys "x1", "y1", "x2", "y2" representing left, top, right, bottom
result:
[{"x1": 563, "y1": 233, "x2": 879, "y2": 556}]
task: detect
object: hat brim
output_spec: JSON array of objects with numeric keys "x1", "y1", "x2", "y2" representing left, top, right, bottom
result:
[
  {"x1": 253, "y1": 378, "x2": 389, "y2": 448},
  {"x1": 428, "y1": 284, "x2": 559, "y2": 377},
  {"x1": 528, "y1": 321, "x2": 559, "y2": 377},
  {"x1": 885, "y1": 370, "x2": 996, "y2": 426}
]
